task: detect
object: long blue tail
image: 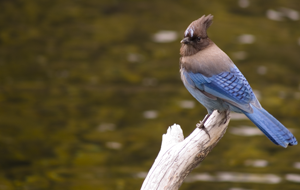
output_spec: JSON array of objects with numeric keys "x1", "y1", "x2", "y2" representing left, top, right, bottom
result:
[{"x1": 242, "y1": 105, "x2": 297, "y2": 148}]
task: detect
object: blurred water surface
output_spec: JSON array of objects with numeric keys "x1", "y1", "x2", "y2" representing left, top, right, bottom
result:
[{"x1": 1, "y1": 0, "x2": 300, "y2": 189}]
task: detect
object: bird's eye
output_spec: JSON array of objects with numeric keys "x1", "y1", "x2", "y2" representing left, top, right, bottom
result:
[{"x1": 196, "y1": 37, "x2": 201, "y2": 42}]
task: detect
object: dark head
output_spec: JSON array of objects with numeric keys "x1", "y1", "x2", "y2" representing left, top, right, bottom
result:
[{"x1": 180, "y1": 15, "x2": 214, "y2": 56}]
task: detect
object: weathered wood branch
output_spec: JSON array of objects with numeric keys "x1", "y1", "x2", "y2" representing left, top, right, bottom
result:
[{"x1": 141, "y1": 110, "x2": 230, "y2": 190}]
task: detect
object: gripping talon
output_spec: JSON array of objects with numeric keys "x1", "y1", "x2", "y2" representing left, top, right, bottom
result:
[
  {"x1": 196, "y1": 114, "x2": 210, "y2": 128},
  {"x1": 196, "y1": 114, "x2": 211, "y2": 138}
]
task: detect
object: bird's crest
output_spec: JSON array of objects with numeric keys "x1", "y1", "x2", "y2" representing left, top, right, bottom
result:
[{"x1": 184, "y1": 15, "x2": 213, "y2": 38}]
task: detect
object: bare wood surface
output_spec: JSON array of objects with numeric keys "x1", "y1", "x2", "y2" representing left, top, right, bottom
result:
[{"x1": 141, "y1": 110, "x2": 230, "y2": 190}]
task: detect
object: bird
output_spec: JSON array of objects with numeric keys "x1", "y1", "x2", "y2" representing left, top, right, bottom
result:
[{"x1": 179, "y1": 14, "x2": 297, "y2": 148}]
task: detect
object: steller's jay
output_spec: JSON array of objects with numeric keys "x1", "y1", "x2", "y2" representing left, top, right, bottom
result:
[{"x1": 180, "y1": 15, "x2": 297, "y2": 148}]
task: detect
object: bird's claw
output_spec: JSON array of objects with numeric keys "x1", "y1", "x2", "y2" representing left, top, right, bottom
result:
[
  {"x1": 196, "y1": 114, "x2": 210, "y2": 128},
  {"x1": 196, "y1": 120, "x2": 205, "y2": 128},
  {"x1": 196, "y1": 114, "x2": 211, "y2": 139}
]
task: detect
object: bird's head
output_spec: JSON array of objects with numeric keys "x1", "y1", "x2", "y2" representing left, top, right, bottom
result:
[{"x1": 180, "y1": 15, "x2": 214, "y2": 56}]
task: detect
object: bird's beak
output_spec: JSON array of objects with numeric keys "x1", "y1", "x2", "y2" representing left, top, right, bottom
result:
[{"x1": 180, "y1": 37, "x2": 190, "y2": 44}]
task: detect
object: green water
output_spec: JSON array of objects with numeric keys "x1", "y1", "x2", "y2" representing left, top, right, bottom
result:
[{"x1": 1, "y1": 0, "x2": 300, "y2": 189}]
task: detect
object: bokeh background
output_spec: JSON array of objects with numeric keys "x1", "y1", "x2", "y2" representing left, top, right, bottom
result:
[{"x1": 1, "y1": 0, "x2": 300, "y2": 189}]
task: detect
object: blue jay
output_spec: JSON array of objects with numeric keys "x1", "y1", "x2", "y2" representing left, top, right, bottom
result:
[{"x1": 180, "y1": 15, "x2": 297, "y2": 148}]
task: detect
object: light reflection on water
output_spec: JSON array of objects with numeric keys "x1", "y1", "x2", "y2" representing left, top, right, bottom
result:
[
  {"x1": 179, "y1": 100, "x2": 195, "y2": 109},
  {"x1": 229, "y1": 188, "x2": 251, "y2": 190},
  {"x1": 143, "y1": 110, "x2": 158, "y2": 119},
  {"x1": 152, "y1": 30, "x2": 178, "y2": 43},
  {"x1": 185, "y1": 172, "x2": 281, "y2": 184},
  {"x1": 244, "y1": 159, "x2": 268, "y2": 167},
  {"x1": 138, "y1": 171, "x2": 298, "y2": 184},
  {"x1": 230, "y1": 126, "x2": 297, "y2": 136},
  {"x1": 286, "y1": 174, "x2": 300, "y2": 183},
  {"x1": 97, "y1": 123, "x2": 116, "y2": 132},
  {"x1": 105, "y1": 142, "x2": 122, "y2": 149},
  {"x1": 135, "y1": 172, "x2": 148, "y2": 179},
  {"x1": 293, "y1": 162, "x2": 300, "y2": 169},
  {"x1": 230, "y1": 113, "x2": 248, "y2": 120},
  {"x1": 230, "y1": 126, "x2": 263, "y2": 136}
]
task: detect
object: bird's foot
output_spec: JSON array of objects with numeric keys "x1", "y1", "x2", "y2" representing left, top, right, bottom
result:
[
  {"x1": 196, "y1": 114, "x2": 211, "y2": 139},
  {"x1": 196, "y1": 114, "x2": 210, "y2": 128}
]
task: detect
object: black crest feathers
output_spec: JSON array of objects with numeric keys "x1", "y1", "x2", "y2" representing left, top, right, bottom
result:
[{"x1": 184, "y1": 15, "x2": 214, "y2": 38}]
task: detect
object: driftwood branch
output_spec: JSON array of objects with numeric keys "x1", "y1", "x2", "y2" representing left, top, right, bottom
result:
[{"x1": 141, "y1": 110, "x2": 230, "y2": 190}]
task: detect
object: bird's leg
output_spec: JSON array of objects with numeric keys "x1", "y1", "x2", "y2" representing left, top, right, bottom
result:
[
  {"x1": 196, "y1": 114, "x2": 211, "y2": 139},
  {"x1": 196, "y1": 114, "x2": 210, "y2": 128}
]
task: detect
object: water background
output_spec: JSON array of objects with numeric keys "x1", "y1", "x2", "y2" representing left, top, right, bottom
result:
[{"x1": 1, "y1": 0, "x2": 300, "y2": 189}]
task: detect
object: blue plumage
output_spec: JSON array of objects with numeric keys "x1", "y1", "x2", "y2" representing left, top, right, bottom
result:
[
  {"x1": 182, "y1": 66, "x2": 258, "y2": 114},
  {"x1": 179, "y1": 15, "x2": 297, "y2": 147},
  {"x1": 243, "y1": 106, "x2": 297, "y2": 147},
  {"x1": 181, "y1": 65, "x2": 297, "y2": 147}
]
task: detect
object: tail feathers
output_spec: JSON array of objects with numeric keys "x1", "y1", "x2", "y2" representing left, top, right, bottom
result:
[{"x1": 242, "y1": 106, "x2": 297, "y2": 148}]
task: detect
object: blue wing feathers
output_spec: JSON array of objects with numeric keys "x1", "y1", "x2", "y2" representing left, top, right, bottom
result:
[
  {"x1": 186, "y1": 66, "x2": 254, "y2": 112},
  {"x1": 185, "y1": 71, "x2": 212, "y2": 91},
  {"x1": 181, "y1": 65, "x2": 297, "y2": 147}
]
